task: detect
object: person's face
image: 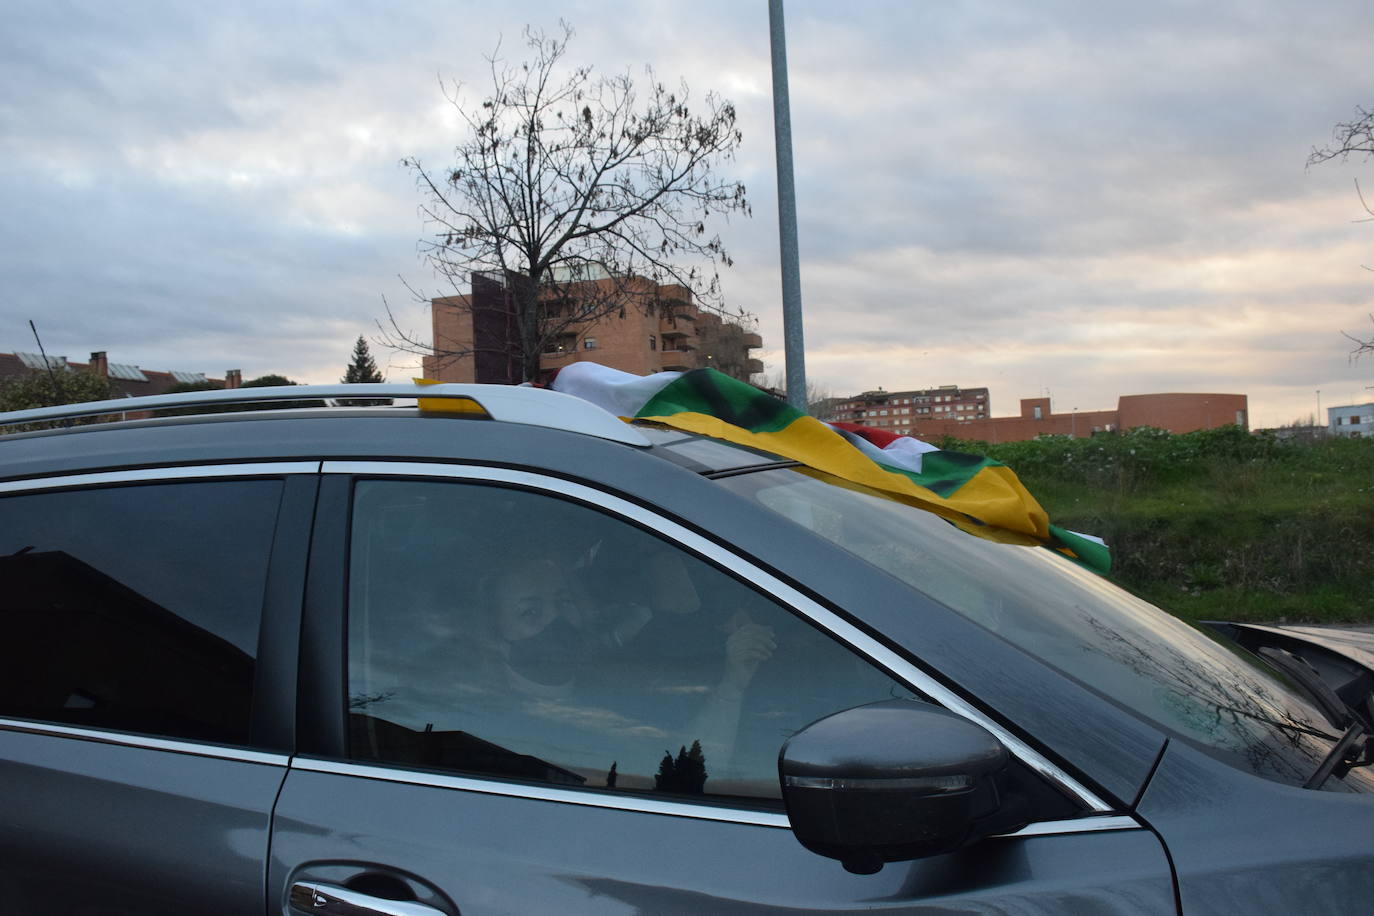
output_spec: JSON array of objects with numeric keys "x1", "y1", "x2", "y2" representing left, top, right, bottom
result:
[{"x1": 494, "y1": 563, "x2": 574, "y2": 643}]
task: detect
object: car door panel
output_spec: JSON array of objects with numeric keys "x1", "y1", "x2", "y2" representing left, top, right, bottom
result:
[
  {"x1": 0, "y1": 728, "x2": 286, "y2": 915},
  {"x1": 269, "y1": 464, "x2": 1176, "y2": 914},
  {"x1": 0, "y1": 470, "x2": 316, "y2": 914},
  {"x1": 270, "y1": 767, "x2": 1176, "y2": 915}
]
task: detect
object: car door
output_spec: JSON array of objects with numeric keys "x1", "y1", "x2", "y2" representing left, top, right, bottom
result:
[
  {"x1": 0, "y1": 465, "x2": 316, "y2": 915},
  {"x1": 269, "y1": 462, "x2": 1176, "y2": 915}
]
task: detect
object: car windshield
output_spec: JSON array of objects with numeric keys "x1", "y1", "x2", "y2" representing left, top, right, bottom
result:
[{"x1": 716, "y1": 465, "x2": 1369, "y2": 790}]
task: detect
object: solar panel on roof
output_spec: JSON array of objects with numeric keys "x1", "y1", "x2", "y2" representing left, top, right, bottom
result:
[
  {"x1": 169, "y1": 371, "x2": 206, "y2": 384},
  {"x1": 107, "y1": 363, "x2": 148, "y2": 382},
  {"x1": 15, "y1": 352, "x2": 69, "y2": 371}
]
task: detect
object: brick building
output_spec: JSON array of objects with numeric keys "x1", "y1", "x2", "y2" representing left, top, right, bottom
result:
[
  {"x1": 422, "y1": 272, "x2": 763, "y2": 384},
  {"x1": 827, "y1": 385, "x2": 991, "y2": 434},
  {"x1": 824, "y1": 386, "x2": 1248, "y2": 443},
  {"x1": 0, "y1": 350, "x2": 240, "y2": 395}
]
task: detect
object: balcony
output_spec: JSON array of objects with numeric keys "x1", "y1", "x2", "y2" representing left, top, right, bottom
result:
[{"x1": 743, "y1": 332, "x2": 763, "y2": 349}]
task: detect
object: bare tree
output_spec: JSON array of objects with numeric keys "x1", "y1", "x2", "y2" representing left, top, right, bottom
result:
[
  {"x1": 1310, "y1": 107, "x2": 1374, "y2": 358},
  {"x1": 382, "y1": 22, "x2": 751, "y2": 382},
  {"x1": 760, "y1": 371, "x2": 834, "y2": 418},
  {"x1": 1310, "y1": 106, "x2": 1374, "y2": 168},
  {"x1": 1343, "y1": 313, "x2": 1374, "y2": 360}
]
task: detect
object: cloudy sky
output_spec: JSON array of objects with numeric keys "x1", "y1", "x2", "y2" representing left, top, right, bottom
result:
[{"x1": 3, "y1": 0, "x2": 1371, "y2": 427}]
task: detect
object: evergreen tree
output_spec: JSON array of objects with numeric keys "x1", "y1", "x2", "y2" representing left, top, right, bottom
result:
[
  {"x1": 605, "y1": 761, "x2": 618, "y2": 789},
  {"x1": 676, "y1": 740, "x2": 708, "y2": 795},
  {"x1": 654, "y1": 751, "x2": 676, "y2": 792},
  {"x1": 342, "y1": 336, "x2": 384, "y2": 384}
]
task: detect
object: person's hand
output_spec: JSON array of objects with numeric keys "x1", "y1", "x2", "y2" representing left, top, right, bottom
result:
[{"x1": 722, "y1": 611, "x2": 776, "y2": 690}]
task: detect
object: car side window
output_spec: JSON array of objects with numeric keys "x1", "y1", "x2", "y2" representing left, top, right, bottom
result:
[
  {"x1": 0, "y1": 479, "x2": 282, "y2": 745},
  {"x1": 347, "y1": 478, "x2": 918, "y2": 803}
]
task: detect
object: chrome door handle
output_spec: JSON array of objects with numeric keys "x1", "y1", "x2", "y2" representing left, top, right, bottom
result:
[{"x1": 288, "y1": 882, "x2": 447, "y2": 916}]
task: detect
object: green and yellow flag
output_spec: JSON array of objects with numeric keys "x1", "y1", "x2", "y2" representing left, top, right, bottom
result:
[{"x1": 555, "y1": 363, "x2": 1110, "y2": 574}]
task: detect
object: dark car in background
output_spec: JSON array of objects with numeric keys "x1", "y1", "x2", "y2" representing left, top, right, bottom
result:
[{"x1": 1, "y1": 383, "x2": 1371, "y2": 915}]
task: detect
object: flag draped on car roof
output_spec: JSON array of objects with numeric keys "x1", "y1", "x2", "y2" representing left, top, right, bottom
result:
[{"x1": 552, "y1": 362, "x2": 1110, "y2": 574}]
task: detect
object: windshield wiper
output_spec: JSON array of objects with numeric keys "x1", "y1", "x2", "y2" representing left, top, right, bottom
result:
[
  {"x1": 1251, "y1": 645, "x2": 1374, "y2": 789},
  {"x1": 1256, "y1": 646, "x2": 1356, "y2": 732},
  {"x1": 1305, "y1": 719, "x2": 1374, "y2": 789}
]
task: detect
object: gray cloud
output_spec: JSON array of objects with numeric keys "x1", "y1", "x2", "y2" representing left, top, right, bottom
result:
[{"x1": 0, "y1": 0, "x2": 1371, "y2": 426}]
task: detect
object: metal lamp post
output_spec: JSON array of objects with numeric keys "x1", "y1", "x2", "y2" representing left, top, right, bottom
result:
[{"x1": 769, "y1": 0, "x2": 807, "y2": 410}]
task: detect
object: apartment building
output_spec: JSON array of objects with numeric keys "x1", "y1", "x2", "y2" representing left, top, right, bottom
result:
[
  {"x1": 423, "y1": 271, "x2": 764, "y2": 384},
  {"x1": 826, "y1": 385, "x2": 990, "y2": 434}
]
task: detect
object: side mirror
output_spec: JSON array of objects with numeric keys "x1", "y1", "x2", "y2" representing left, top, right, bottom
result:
[{"x1": 779, "y1": 699, "x2": 1025, "y2": 874}]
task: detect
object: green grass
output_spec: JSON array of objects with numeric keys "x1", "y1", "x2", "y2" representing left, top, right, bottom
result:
[{"x1": 939, "y1": 427, "x2": 1374, "y2": 625}]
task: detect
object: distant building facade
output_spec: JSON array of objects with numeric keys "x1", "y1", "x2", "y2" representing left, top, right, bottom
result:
[
  {"x1": 422, "y1": 272, "x2": 764, "y2": 384},
  {"x1": 1328, "y1": 402, "x2": 1374, "y2": 438},
  {"x1": 0, "y1": 350, "x2": 240, "y2": 396},
  {"x1": 823, "y1": 386, "x2": 1248, "y2": 442},
  {"x1": 827, "y1": 385, "x2": 991, "y2": 434}
]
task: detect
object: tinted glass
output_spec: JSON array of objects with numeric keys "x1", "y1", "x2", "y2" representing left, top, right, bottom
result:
[
  {"x1": 0, "y1": 480, "x2": 282, "y2": 744},
  {"x1": 347, "y1": 479, "x2": 917, "y2": 803},
  {"x1": 717, "y1": 467, "x2": 1359, "y2": 789}
]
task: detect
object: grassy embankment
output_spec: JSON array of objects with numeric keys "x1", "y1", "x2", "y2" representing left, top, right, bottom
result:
[{"x1": 941, "y1": 426, "x2": 1374, "y2": 625}]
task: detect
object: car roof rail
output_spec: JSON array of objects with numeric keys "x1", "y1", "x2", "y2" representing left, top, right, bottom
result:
[{"x1": 0, "y1": 383, "x2": 652, "y2": 447}]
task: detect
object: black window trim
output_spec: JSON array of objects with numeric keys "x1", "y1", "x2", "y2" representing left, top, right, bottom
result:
[{"x1": 313, "y1": 460, "x2": 1116, "y2": 816}]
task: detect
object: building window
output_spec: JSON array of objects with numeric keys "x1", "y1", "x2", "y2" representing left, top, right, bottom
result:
[
  {"x1": 583, "y1": 338, "x2": 598, "y2": 350},
  {"x1": 649, "y1": 335, "x2": 657, "y2": 351},
  {"x1": 1033, "y1": 406, "x2": 1043, "y2": 420}
]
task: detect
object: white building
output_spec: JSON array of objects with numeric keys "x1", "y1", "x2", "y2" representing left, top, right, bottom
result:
[{"x1": 1328, "y1": 402, "x2": 1374, "y2": 438}]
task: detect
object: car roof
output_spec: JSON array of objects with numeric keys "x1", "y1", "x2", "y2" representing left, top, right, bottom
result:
[
  {"x1": 0, "y1": 382, "x2": 788, "y2": 480},
  {"x1": 0, "y1": 382, "x2": 650, "y2": 447}
]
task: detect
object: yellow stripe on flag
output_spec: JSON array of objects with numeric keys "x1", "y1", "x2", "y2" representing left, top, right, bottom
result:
[{"x1": 638, "y1": 410, "x2": 1050, "y2": 541}]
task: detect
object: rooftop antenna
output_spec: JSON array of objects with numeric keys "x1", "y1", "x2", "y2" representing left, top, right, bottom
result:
[{"x1": 28, "y1": 320, "x2": 62, "y2": 408}]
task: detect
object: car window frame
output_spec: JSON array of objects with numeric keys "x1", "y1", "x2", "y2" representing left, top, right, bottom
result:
[{"x1": 296, "y1": 459, "x2": 1132, "y2": 837}]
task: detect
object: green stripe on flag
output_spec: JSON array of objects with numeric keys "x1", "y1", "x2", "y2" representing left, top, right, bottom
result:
[
  {"x1": 885, "y1": 450, "x2": 1001, "y2": 498},
  {"x1": 637, "y1": 369, "x2": 800, "y2": 434},
  {"x1": 1048, "y1": 525, "x2": 1112, "y2": 574}
]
